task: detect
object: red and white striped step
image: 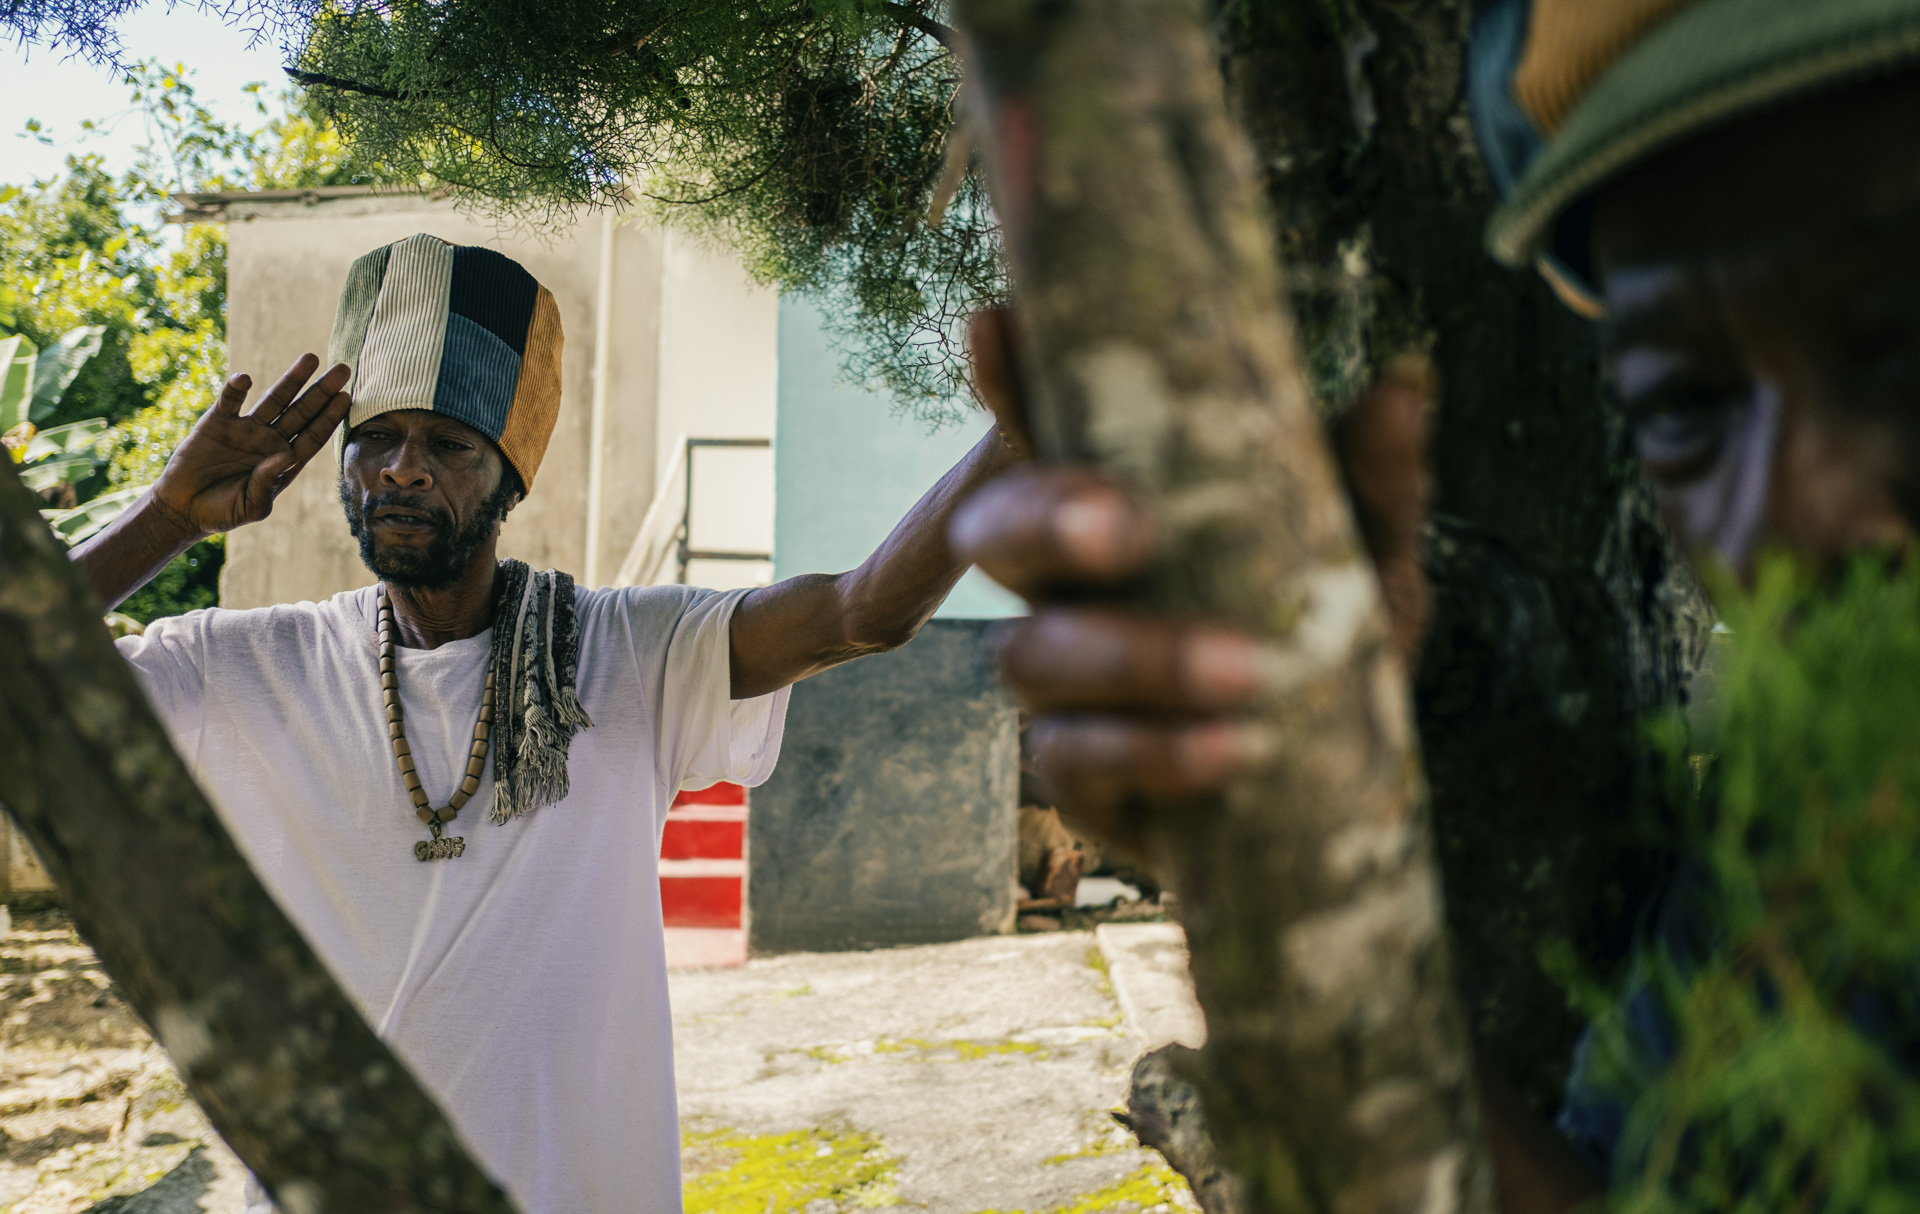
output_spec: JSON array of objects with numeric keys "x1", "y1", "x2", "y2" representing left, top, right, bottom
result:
[{"x1": 661, "y1": 782, "x2": 747, "y2": 969}]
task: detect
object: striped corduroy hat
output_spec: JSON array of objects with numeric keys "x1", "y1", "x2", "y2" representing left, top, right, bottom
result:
[
  {"x1": 327, "y1": 233, "x2": 564, "y2": 490},
  {"x1": 1471, "y1": 0, "x2": 1920, "y2": 316}
]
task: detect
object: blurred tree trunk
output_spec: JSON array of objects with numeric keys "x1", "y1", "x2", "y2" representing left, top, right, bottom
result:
[
  {"x1": 0, "y1": 457, "x2": 516, "y2": 1214},
  {"x1": 1219, "y1": 0, "x2": 1700, "y2": 1110},
  {"x1": 956, "y1": 2, "x2": 1491, "y2": 1210}
]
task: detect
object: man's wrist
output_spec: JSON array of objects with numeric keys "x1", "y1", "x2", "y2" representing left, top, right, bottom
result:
[{"x1": 142, "y1": 488, "x2": 210, "y2": 550}]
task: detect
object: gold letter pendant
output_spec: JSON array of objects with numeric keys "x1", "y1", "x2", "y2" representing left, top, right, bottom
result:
[{"x1": 415, "y1": 836, "x2": 467, "y2": 862}]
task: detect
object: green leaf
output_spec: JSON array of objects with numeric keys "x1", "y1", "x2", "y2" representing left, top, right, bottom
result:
[
  {"x1": 22, "y1": 417, "x2": 109, "y2": 464},
  {"x1": 42, "y1": 484, "x2": 142, "y2": 544},
  {"x1": 0, "y1": 333, "x2": 39, "y2": 433},
  {"x1": 29, "y1": 325, "x2": 107, "y2": 422}
]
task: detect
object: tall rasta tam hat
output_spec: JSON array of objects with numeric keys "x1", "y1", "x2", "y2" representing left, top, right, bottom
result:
[
  {"x1": 327, "y1": 233, "x2": 564, "y2": 489},
  {"x1": 1471, "y1": 0, "x2": 1920, "y2": 317}
]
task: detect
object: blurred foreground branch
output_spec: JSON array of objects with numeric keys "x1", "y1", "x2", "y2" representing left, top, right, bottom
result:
[{"x1": 952, "y1": 1, "x2": 1490, "y2": 1210}]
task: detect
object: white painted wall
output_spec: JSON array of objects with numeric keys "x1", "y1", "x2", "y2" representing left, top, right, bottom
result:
[
  {"x1": 649, "y1": 230, "x2": 780, "y2": 591},
  {"x1": 655, "y1": 230, "x2": 781, "y2": 460}
]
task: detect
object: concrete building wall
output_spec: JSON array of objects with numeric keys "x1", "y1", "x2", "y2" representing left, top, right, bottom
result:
[
  {"x1": 217, "y1": 196, "x2": 775, "y2": 607},
  {"x1": 748, "y1": 620, "x2": 1019, "y2": 953}
]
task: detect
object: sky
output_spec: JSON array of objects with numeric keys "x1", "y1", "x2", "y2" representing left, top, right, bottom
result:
[{"x1": 1, "y1": 3, "x2": 293, "y2": 187}]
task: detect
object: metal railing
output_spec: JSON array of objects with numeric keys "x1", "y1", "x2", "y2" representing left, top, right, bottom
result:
[{"x1": 611, "y1": 436, "x2": 772, "y2": 588}]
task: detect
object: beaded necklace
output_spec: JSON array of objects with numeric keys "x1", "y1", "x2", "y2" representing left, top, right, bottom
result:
[{"x1": 378, "y1": 585, "x2": 495, "y2": 862}]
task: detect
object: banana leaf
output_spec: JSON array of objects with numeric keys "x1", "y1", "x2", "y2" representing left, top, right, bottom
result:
[
  {"x1": 41, "y1": 484, "x2": 141, "y2": 544},
  {"x1": 30, "y1": 326, "x2": 105, "y2": 422},
  {"x1": 22, "y1": 417, "x2": 109, "y2": 464},
  {"x1": 0, "y1": 334, "x2": 36, "y2": 433},
  {"x1": 20, "y1": 453, "x2": 100, "y2": 492}
]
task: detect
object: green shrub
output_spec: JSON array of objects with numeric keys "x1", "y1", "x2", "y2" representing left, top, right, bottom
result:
[{"x1": 1591, "y1": 555, "x2": 1920, "y2": 1211}]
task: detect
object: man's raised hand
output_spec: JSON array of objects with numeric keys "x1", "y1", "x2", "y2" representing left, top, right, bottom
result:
[
  {"x1": 69, "y1": 355, "x2": 352, "y2": 612},
  {"x1": 151, "y1": 355, "x2": 353, "y2": 537}
]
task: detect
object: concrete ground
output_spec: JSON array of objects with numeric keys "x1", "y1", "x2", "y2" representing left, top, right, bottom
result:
[
  {"x1": 670, "y1": 928, "x2": 1200, "y2": 1213},
  {"x1": 0, "y1": 912, "x2": 1204, "y2": 1213}
]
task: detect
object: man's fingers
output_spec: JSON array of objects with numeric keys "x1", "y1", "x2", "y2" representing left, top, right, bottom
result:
[
  {"x1": 997, "y1": 610, "x2": 1264, "y2": 713},
  {"x1": 1028, "y1": 715, "x2": 1260, "y2": 823},
  {"x1": 242, "y1": 353, "x2": 322, "y2": 423},
  {"x1": 211, "y1": 374, "x2": 254, "y2": 417},
  {"x1": 271, "y1": 362, "x2": 352, "y2": 438},
  {"x1": 950, "y1": 466, "x2": 1154, "y2": 598},
  {"x1": 284, "y1": 390, "x2": 352, "y2": 472},
  {"x1": 967, "y1": 306, "x2": 1032, "y2": 454}
]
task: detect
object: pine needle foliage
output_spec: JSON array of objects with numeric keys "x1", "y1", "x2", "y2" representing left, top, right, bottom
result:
[
  {"x1": 1588, "y1": 555, "x2": 1920, "y2": 1212},
  {"x1": 289, "y1": 0, "x2": 1002, "y2": 413},
  {"x1": 1, "y1": 0, "x2": 151, "y2": 64}
]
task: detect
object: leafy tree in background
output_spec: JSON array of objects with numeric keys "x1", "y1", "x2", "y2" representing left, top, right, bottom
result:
[
  {"x1": 1, "y1": 58, "x2": 405, "y2": 619},
  {"x1": 4, "y1": 2, "x2": 994, "y2": 409}
]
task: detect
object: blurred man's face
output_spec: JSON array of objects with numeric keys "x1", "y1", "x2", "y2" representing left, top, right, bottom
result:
[{"x1": 1591, "y1": 75, "x2": 1920, "y2": 580}]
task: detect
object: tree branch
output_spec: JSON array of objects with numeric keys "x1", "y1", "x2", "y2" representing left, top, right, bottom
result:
[
  {"x1": 1118, "y1": 1047, "x2": 1248, "y2": 1214},
  {"x1": 952, "y1": 1, "x2": 1492, "y2": 1210},
  {"x1": 879, "y1": 1, "x2": 957, "y2": 50},
  {"x1": 285, "y1": 68, "x2": 411, "y2": 102}
]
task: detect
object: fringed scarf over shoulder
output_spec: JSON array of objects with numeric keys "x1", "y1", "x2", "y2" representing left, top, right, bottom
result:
[{"x1": 485, "y1": 559, "x2": 594, "y2": 823}]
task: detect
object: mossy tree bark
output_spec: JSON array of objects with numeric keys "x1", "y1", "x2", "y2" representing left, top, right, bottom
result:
[
  {"x1": 0, "y1": 457, "x2": 516, "y2": 1214},
  {"x1": 954, "y1": 2, "x2": 1491, "y2": 1211},
  {"x1": 1216, "y1": 0, "x2": 1698, "y2": 1109}
]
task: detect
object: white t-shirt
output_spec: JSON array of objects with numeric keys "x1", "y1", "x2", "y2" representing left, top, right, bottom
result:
[{"x1": 116, "y1": 583, "x2": 789, "y2": 1214}]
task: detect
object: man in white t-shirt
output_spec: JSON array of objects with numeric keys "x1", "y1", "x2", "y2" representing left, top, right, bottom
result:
[{"x1": 69, "y1": 234, "x2": 1021, "y2": 1213}]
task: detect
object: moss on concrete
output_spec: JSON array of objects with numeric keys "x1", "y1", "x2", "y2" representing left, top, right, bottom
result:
[
  {"x1": 971, "y1": 1162, "x2": 1198, "y2": 1214},
  {"x1": 1083, "y1": 945, "x2": 1116, "y2": 1002},
  {"x1": 682, "y1": 1126, "x2": 898, "y2": 1213},
  {"x1": 874, "y1": 1037, "x2": 1047, "y2": 1062},
  {"x1": 678, "y1": 1124, "x2": 1194, "y2": 1214},
  {"x1": 799, "y1": 1037, "x2": 1052, "y2": 1065}
]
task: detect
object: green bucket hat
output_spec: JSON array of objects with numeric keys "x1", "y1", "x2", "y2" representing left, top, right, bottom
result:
[{"x1": 1473, "y1": 0, "x2": 1920, "y2": 316}]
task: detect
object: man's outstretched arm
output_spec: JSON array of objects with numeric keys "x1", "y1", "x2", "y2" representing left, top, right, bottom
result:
[{"x1": 727, "y1": 425, "x2": 1022, "y2": 699}]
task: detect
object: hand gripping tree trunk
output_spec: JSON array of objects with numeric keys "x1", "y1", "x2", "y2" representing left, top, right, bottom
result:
[
  {"x1": 952, "y1": 3, "x2": 1491, "y2": 1212},
  {"x1": 0, "y1": 459, "x2": 515, "y2": 1213}
]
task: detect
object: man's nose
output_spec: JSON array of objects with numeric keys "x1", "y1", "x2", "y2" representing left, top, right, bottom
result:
[{"x1": 380, "y1": 439, "x2": 434, "y2": 490}]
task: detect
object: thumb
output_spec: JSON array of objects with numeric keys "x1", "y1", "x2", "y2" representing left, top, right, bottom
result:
[
  {"x1": 967, "y1": 306, "x2": 1034, "y2": 457},
  {"x1": 1337, "y1": 354, "x2": 1435, "y2": 558},
  {"x1": 1336, "y1": 353, "x2": 1436, "y2": 666}
]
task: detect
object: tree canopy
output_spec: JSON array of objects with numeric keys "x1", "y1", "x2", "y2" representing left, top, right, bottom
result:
[
  {"x1": 5, "y1": 2, "x2": 1001, "y2": 414},
  {"x1": 290, "y1": 0, "x2": 997, "y2": 412}
]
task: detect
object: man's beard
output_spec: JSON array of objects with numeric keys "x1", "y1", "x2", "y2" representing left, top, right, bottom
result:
[{"x1": 341, "y1": 476, "x2": 518, "y2": 591}]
